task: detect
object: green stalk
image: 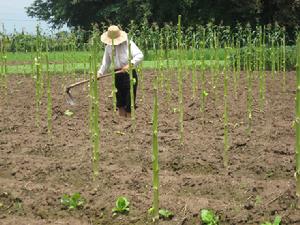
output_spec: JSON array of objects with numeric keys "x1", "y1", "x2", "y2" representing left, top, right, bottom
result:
[
  {"x1": 45, "y1": 49, "x2": 52, "y2": 136},
  {"x1": 271, "y1": 37, "x2": 276, "y2": 78},
  {"x1": 151, "y1": 75, "x2": 159, "y2": 221},
  {"x1": 35, "y1": 25, "x2": 43, "y2": 128},
  {"x1": 262, "y1": 26, "x2": 266, "y2": 100},
  {"x1": 223, "y1": 45, "x2": 229, "y2": 168},
  {"x1": 159, "y1": 32, "x2": 164, "y2": 90},
  {"x1": 35, "y1": 56, "x2": 42, "y2": 128},
  {"x1": 295, "y1": 35, "x2": 300, "y2": 197},
  {"x1": 237, "y1": 39, "x2": 241, "y2": 80},
  {"x1": 282, "y1": 31, "x2": 286, "y2": 91},
  {"x1": 233, "y1": 39, "x2": 238, "y2": 99},
  {"x1": 246, "y1": 37, "x2": 253, "y2": 135},
  {"x1": 259, "y1": 26, "x2": 264, "y2": 111},
  {"x1": 88, "y1": 55, "x2": 93, "y2": 134},
  {"x1": 127, "y1": 37, "x2": 136, "y2": 127},
  {"x1": 213, "y1": 31, "x2": 220, "y2": 103},
  {"x1": 277, "y1": 41, "x2": 281, "y2": 73},
  {"x1": 191, "y1": 33, "x2": 197, "y2": 100},
  {"x1": 91, "y1": 34, "x2": 100, "y2": 178},
  {"x1": 137, "y1": 63, "x2": 145, "y2": 102},
  {"x1": 111, "y1": 38, "x2": 117, "y2": 114},
  {"x1": 165, "y1": 29, "x2": 172, "y2": 103},
  {"x1": 177, "y1": 15, "x2": 184, "y2": 145},
  {"x1": 200, "y1": 38, "x2": 207, "y2": 114}
]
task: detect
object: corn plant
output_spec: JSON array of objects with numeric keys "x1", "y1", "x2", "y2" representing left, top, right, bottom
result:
[
  {"x1": 296, "y1": 34, "x2": 300, "y2": 197},
  {"x1": 151, "y1": 75, "x2": 159, "y2": 221}
]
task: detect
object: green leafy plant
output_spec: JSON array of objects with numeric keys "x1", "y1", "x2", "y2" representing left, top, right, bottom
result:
[
  {"x1": 159, "y1": 209, "x2": 174, "y2": 220},
  {"x1": 60, "y1": 193, "x2": 85, "y2": 210},
  {"x1": 148, "y1": 208, "x2": 174, "y2": 220},
  {"x1": 200, "y1": 209, "x2": 219, "y2": 225},
  {"x1": 112, "y1": 197, "x2": 130, "y2": 214},
  {"x1": 261, "y1": 215, "x2": 281, "y2": 225}
]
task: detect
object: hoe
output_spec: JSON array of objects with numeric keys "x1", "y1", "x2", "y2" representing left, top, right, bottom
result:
[{"x1": 65, "y1": 70, "x2": 122, "y2": 105}]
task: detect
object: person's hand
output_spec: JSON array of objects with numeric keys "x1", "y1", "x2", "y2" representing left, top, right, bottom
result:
[
  {"x1": 121, "y1": 64, "x2": 129, "y2": 72},
  {"x1": 121, "y1": 63, "x2": 134, "y2": 72}
]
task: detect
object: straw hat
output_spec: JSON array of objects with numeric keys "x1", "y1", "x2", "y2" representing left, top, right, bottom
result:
[{"x1": 101, "y1": 25, "x2": 127, "y2": 45}]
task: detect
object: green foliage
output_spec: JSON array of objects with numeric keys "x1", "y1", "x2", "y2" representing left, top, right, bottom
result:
[
  {"x1": 26, "y1": 0, "x2": 300, "y2": 36},
  {"x1": 112, "y1": 197, "x2": 130, "y2": 214},
  {"x1": 148, "y1": 208, "x2": 174, "y2": 220},
  {"x1": 261, "y1": 215, "x2": 282, "y2": 225},
  {"x1": 60, "y1": 193, "x2": 85, "y2": 210},
  {"x1": 200, "y1": 209, "x2": 219, "y2": 225},
  {"x1": 158, "y1": 209, "x2": 174, "y2": 220}
]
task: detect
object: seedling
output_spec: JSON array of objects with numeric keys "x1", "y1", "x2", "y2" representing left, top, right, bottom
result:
[
  {"x1": 261, "y1": 215, "x2": 281, "y2": 225},
  {"x1": 112, "y1": 197, "x2": 130, "y2": 215},
  {"x1": 148, "y1": 208, "x2": 174, "y2": 220},
  {"x1": 60, "y1": 193, "x2": 85, "y2": 210},
  {"x1": 159, "y1": 209, "x2": 174, "y2": 220},
  {"x1": 200, "y1": 209, "x2": 219, "y2": 225},
  {"x1": 64, "y1": 109, "x2": 74, "y2": 117}
]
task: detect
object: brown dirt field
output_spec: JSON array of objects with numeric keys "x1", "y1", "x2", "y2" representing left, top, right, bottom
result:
[{"x1": 0, "y1": 70, "x2": 299, "y2": 225}]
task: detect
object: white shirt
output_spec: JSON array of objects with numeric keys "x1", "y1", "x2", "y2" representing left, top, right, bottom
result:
[{"x1": 98, "y1": 40, "x2": 144, "y2": 75}]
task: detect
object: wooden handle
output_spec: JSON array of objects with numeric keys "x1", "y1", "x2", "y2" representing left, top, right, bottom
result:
[{"x1": 66, "y1": 70, "x2": 123, "y2": 91}]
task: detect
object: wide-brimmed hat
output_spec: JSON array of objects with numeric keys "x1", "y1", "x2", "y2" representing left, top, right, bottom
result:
[{"x1": 101, "y1": 25, "x2": 127, "y2": 45}]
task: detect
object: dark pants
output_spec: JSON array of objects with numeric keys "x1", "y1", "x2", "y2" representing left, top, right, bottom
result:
[{"x1": 115, "y1": 70, "x2": 138, "y2": 113}]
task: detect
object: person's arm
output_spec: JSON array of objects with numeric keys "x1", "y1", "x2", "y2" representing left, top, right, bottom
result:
[
  {"x1": 97, "y1": 46, "x2": 111, "y2": 76},
  {"x1": 130, "y1": 40, "x2": 144, "y2": 67}
]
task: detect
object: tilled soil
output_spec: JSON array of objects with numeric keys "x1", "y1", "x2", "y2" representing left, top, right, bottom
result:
[{"x1": 0, "y1": 70, "x2": 299, "y2": 225}]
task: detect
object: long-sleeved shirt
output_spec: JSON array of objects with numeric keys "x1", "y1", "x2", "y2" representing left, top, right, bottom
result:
[{"x1": 98, "y1": 40, "x2": 144, "y2": 75}]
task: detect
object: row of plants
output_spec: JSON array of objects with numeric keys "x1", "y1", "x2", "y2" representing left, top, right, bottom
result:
[
  {"x1": 60, "y1": 192, "x2": 282, "y2": 225},
  {"x1": 0, "y1": 22, "x2": 298, "y2": 70},
  {"x1": 1, "y1": 17, "x2": 299, "y2": 224}
]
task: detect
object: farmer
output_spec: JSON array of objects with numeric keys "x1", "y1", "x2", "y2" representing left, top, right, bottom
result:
[{"x1": 98, "y1": 25, "x2": 144, "y2": 118}]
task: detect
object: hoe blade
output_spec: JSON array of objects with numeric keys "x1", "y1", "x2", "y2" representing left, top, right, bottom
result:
[{"x1": 65, "y1": 89, "x2": 76, "y2": 106}]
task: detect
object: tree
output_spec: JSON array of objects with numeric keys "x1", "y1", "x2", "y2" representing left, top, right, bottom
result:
[{"x1": 26, "y1": 0, "x2": 300, "y2": 34}]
